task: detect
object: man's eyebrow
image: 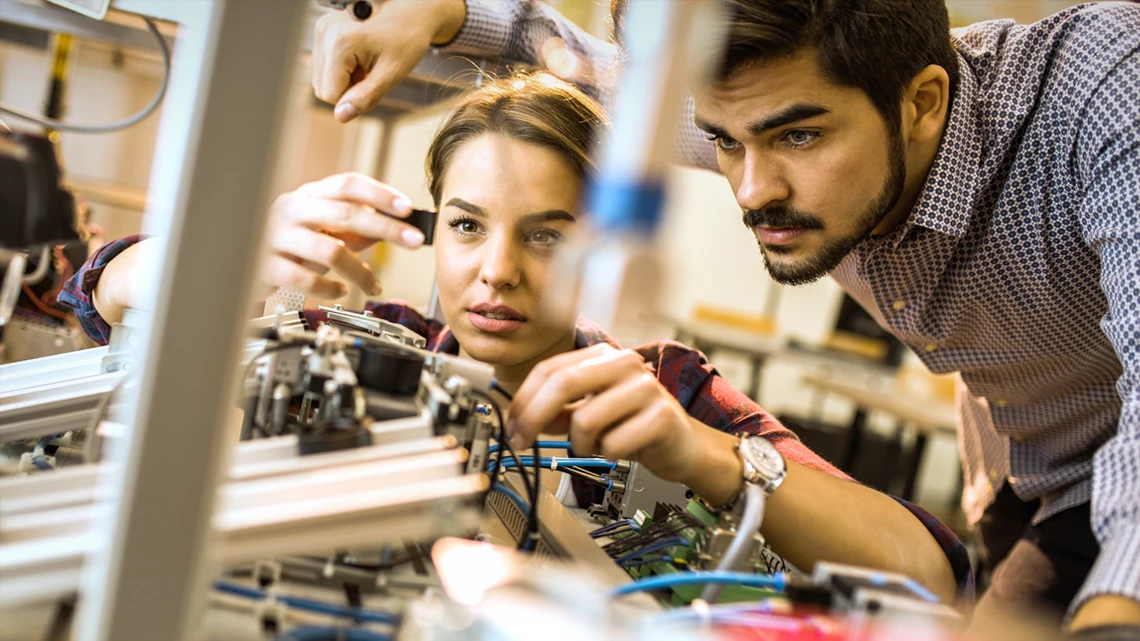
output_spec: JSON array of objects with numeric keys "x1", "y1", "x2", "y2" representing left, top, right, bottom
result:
[
  {"x1": 519, "y1": 210, "x2": 576, "y2": 225},
  {"x1": 444, "y1": 198, "x2": 486, "y2": 215},
  {"x1": 747, "y1": 103, "x2": 830, "y2": 135},
  {"x1": 693, "y1": 115, "x2": 729, "y2": 139}
]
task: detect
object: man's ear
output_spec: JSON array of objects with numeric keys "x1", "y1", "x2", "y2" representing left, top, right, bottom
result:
[{"x1": 902, "y1": 65, "x2": 951, "y2": 144}]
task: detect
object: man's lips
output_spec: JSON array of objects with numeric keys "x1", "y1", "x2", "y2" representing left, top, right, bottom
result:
[{"x1": 755, "y1": 226, "x2": 810, "y2": 246}]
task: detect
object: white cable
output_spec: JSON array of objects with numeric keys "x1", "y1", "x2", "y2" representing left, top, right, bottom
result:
[
  {"x1": 0, "y1": 18, "x2": 170, "y2": 133},
  {"x1": 22, "y1": 245, "x2": 51, "y2": 285},
  {"x1": 700, "y1": 483, "x2": 766, "y2": 603},
  {"x1": 554, "y1": 470, "x2": 573, "y2": 504}
]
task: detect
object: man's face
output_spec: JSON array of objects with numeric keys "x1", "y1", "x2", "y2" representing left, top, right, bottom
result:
[{"x1": 693, "y1": 50, "x2": 906, "y2": 285}]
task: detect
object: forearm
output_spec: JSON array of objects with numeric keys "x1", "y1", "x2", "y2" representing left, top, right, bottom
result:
[{"x1": 680, "y1": 423, "x2": 957, "y2": 603}]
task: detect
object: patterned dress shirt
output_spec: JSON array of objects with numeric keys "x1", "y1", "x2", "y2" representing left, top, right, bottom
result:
[
  {"x1": 440, "y1": 0, "x2": 1140, "y2": 611},
  {"x1": 60, "y1": 239, "x2": 973, "y2": 604}
]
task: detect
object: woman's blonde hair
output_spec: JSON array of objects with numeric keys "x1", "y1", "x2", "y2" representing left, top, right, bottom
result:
[{"x1": 426, "y1": 72, "x2": 608, "y2": 206}]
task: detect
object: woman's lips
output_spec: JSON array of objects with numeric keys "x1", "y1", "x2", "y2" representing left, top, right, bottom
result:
[
  {"x1": 467, "y1": 311, "x2": 526, "y2": 333},
  {"x1": 756, "y1": 226, "x2": 809, "y2": 246}
]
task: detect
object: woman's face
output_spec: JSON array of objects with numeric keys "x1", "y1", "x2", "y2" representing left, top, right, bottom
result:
[{"x1": 434, "y1": 133, "x2": 582, "y2": 368}]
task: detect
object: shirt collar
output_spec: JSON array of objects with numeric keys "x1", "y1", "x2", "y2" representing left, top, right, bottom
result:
[{"x1": 900, "y1": 50, "x2": 982, "y2": 242}]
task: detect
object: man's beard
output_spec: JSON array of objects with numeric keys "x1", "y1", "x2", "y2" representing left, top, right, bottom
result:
[{"x1": 746, "y1": 132, "x2": 907, "y2": 286}]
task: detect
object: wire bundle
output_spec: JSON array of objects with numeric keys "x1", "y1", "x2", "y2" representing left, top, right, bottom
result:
[
  {"x1": 601, "y1": 507, "x2": 703, "y2": 565},
  {"x1": 479, "y1": 383, "x2": 542, "y2": 552}
]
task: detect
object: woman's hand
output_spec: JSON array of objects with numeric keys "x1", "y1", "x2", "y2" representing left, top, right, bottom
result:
[
  {"x1": 263, "y1": 172, "x2": 426, "y2": 299},
  {"x1": 506, "y1": 343, "x2": 711, "y2": 484}
]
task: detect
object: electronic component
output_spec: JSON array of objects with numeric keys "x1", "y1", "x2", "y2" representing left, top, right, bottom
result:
[{"x1": 601, "y1": 461, "x2": 690, "y2": 520}]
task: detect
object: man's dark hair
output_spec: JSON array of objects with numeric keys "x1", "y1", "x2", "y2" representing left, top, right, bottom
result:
[{"x1": 611, "y1": 0, "x2": 959, "y2": 127}]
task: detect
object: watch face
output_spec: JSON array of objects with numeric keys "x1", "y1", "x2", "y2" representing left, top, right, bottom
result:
[{"x1": 744, "y1": 437, "x2": 785, "y2": 480}]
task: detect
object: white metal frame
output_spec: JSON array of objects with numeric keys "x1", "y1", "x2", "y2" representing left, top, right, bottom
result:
[{"x1": 72, "y1": 2, "x2": 310, "y2": 640}]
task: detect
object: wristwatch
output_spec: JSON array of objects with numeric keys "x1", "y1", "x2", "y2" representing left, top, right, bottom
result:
[{"x1": 736, "y1": 434, "x2": 787, "y2": 496}]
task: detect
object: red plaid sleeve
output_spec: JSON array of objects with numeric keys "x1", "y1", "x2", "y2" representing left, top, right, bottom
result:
[{"x1": 57, "y1": 235, "x2": 145, "y2": 345}]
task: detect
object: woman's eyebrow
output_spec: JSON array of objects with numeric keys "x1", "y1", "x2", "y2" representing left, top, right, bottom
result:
[
  {"x1": 519, "y1": 210, "x2": 576, "y2": 225},
  {"x1": 444, "y1": 198, "x2": 486, "y2": 216}
]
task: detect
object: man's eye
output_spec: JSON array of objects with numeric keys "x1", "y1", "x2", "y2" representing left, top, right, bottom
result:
[
  {"x1": 784, "y1": 130, "x2": 820, "y2": 148},
  {"x1": 706, "y1": 135, "x2": 741, "y2": 152}
]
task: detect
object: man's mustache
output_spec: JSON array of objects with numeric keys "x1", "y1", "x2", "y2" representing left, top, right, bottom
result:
[{"x1": 743, "y1": 207, "x2": 825, "y2": 230}]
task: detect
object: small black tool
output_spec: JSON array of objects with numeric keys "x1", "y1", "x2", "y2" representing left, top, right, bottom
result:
[
  {"x1": 351, "y1": 0, "x2": 372, "y2": 20},
  {"x1": 317, "y1": 0, "x2": 372, "y2": 21},
  {"x1": 404, "y1": 208, "x2": 438, "y2": 246}
]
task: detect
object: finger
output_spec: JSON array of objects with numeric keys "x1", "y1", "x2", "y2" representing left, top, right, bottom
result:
[
  {"x1": 566, "y1": 373, "x2": 660, "y2": 457},
  {"x1": 595, "y1": 402, "x2": 675, "y2": 462},
  {"x1": 271, "y1": 226, "x2": 382, "y2": 296},
  {"x1": 336, "y1": 55, "x2": 410, "y2": 122},
  {"x1": 510, "y1": 348, "x2": 647, "y2": 447},
  {"x1": 313, "y1": 15, "x2": 355, "y2": 103},
  {"x1": 280, "y1": 198, "x2": 424, "y2": 250},
  {"x1": 511, "y1": 344, "x2": 615, "y2": 412},
  {"x1": 297, "y1": 173, "x2": 414, "y2": 217},
  {"x1": 262, "y1": 255, "x2": 348, "y2": 300}
]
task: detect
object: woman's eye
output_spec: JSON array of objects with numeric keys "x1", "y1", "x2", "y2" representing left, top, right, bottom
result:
[
  {"x1": 528, "y1": 229, "x2": 563, "y2": 245},
  {"x1": 784, "y1": 130, "x2": 820, "y2": 148},
  {"x1": 448, "y1": 217, "x2": 481, "y2": 236}
]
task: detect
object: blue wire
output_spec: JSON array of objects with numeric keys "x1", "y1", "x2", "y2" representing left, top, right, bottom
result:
[
  {"x1": 486, "y1": 457, "x2": 616, "y2": 472},
  {"x1": 491, "y1": 483, "x2": 529, "y2": 514},
  {"x1": 487, "y1": 440, "x2": 572, "y2": 454},
  {"x1": 275, "y1": 626, "x2": 391, "y2": 641},
  {"x1": 212, "y1": 581, "x2": 401, "y2": 625},
  {"x1": 620, "y1": 555, "x2": 674, "y2": 568},
  {"x1": 609, "y1": 572, "x2": 787, "y2": 598}
]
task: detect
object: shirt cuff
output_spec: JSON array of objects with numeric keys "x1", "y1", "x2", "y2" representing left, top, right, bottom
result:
[
  {"x1": 436, "y1": 0, "x2": 514, "y2": 57},
  {"x1": 1072, "y1": 523, "x2": 1140, "y2": 614},
  {"x1": 56, "y1": 235, "x2": 145, "y2": 345}
]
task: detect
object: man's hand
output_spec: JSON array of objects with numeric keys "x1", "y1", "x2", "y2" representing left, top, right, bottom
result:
[
  {"x1": 264, "y1": 173, "x2": 425, "y2": 299},
  {"x1": 506, "y1": 344, "x2": 708, "y2": 482},
  {"x1": 1070, "y1": 595, "x2": 1140, "y2": 632},
  {"x1": 312, "y1": 0, "x2": 466, "y2": 122}
]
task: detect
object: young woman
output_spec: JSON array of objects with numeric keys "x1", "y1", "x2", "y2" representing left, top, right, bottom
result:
[{"x1": 61, "y1": 73, "x2": 968, "y2": 604}]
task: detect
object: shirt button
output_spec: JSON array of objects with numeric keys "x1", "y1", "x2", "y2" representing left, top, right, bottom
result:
[
  {"x1": 923, "y1": 342, "x2": 938, "y2": 353},
  {"x1": 891, "y1": 300, "x2": 907, "y2": 311},
  {"x1": 989, "y1": 469, "x2": 1000, "y2": 482},
  {"x1": 995, "y1": 398, "x2": 1009, "y2": 407},
  {"x1": 1012, "y1": 434, "x2": 1025, "y2": 442}
]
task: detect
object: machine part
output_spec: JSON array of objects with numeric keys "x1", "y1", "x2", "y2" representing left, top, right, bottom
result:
[
  {"x1": 0, "y1": 372, "x2": 126, "y2": 441},
  {"x1": 0, "y1": 473, "x2": 487, "y2": 608},
  {"x1": 701, "y1": 483, "x2": 767, "y2": 603},
  {"x1": 695, "y1": 509, "x2": 765, "y2": 572},
  {"x1": 321, "y1": 305, "x2": 426, "y2": 348},
  {"x1": 603, "y1": 461, "x2": 690, "y2": 520},
  {"x1": 298, "y1": 419, "x2": 373, "y2": 457},
  {"x1": 810, "y1": 562, "x2": 962, "y2": 625},
  {"x1": 248, "y1": 310, "x2": 310, "y2": 338},
  {"x1": 0, "y1": 131, "x2": 80, "y2": 250},
  {"x1": 424, "y1": 352, "x2": 495, "y2": 394},
  {"x1": 0, "y1": 345, "x2": 108, "y2": 394},
  {"x1": 354, "y1": 340, "x2": 425, "y2": 396},
  {"x1": 0, "y1": 250, "x2": 26, "y2": 326}
]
